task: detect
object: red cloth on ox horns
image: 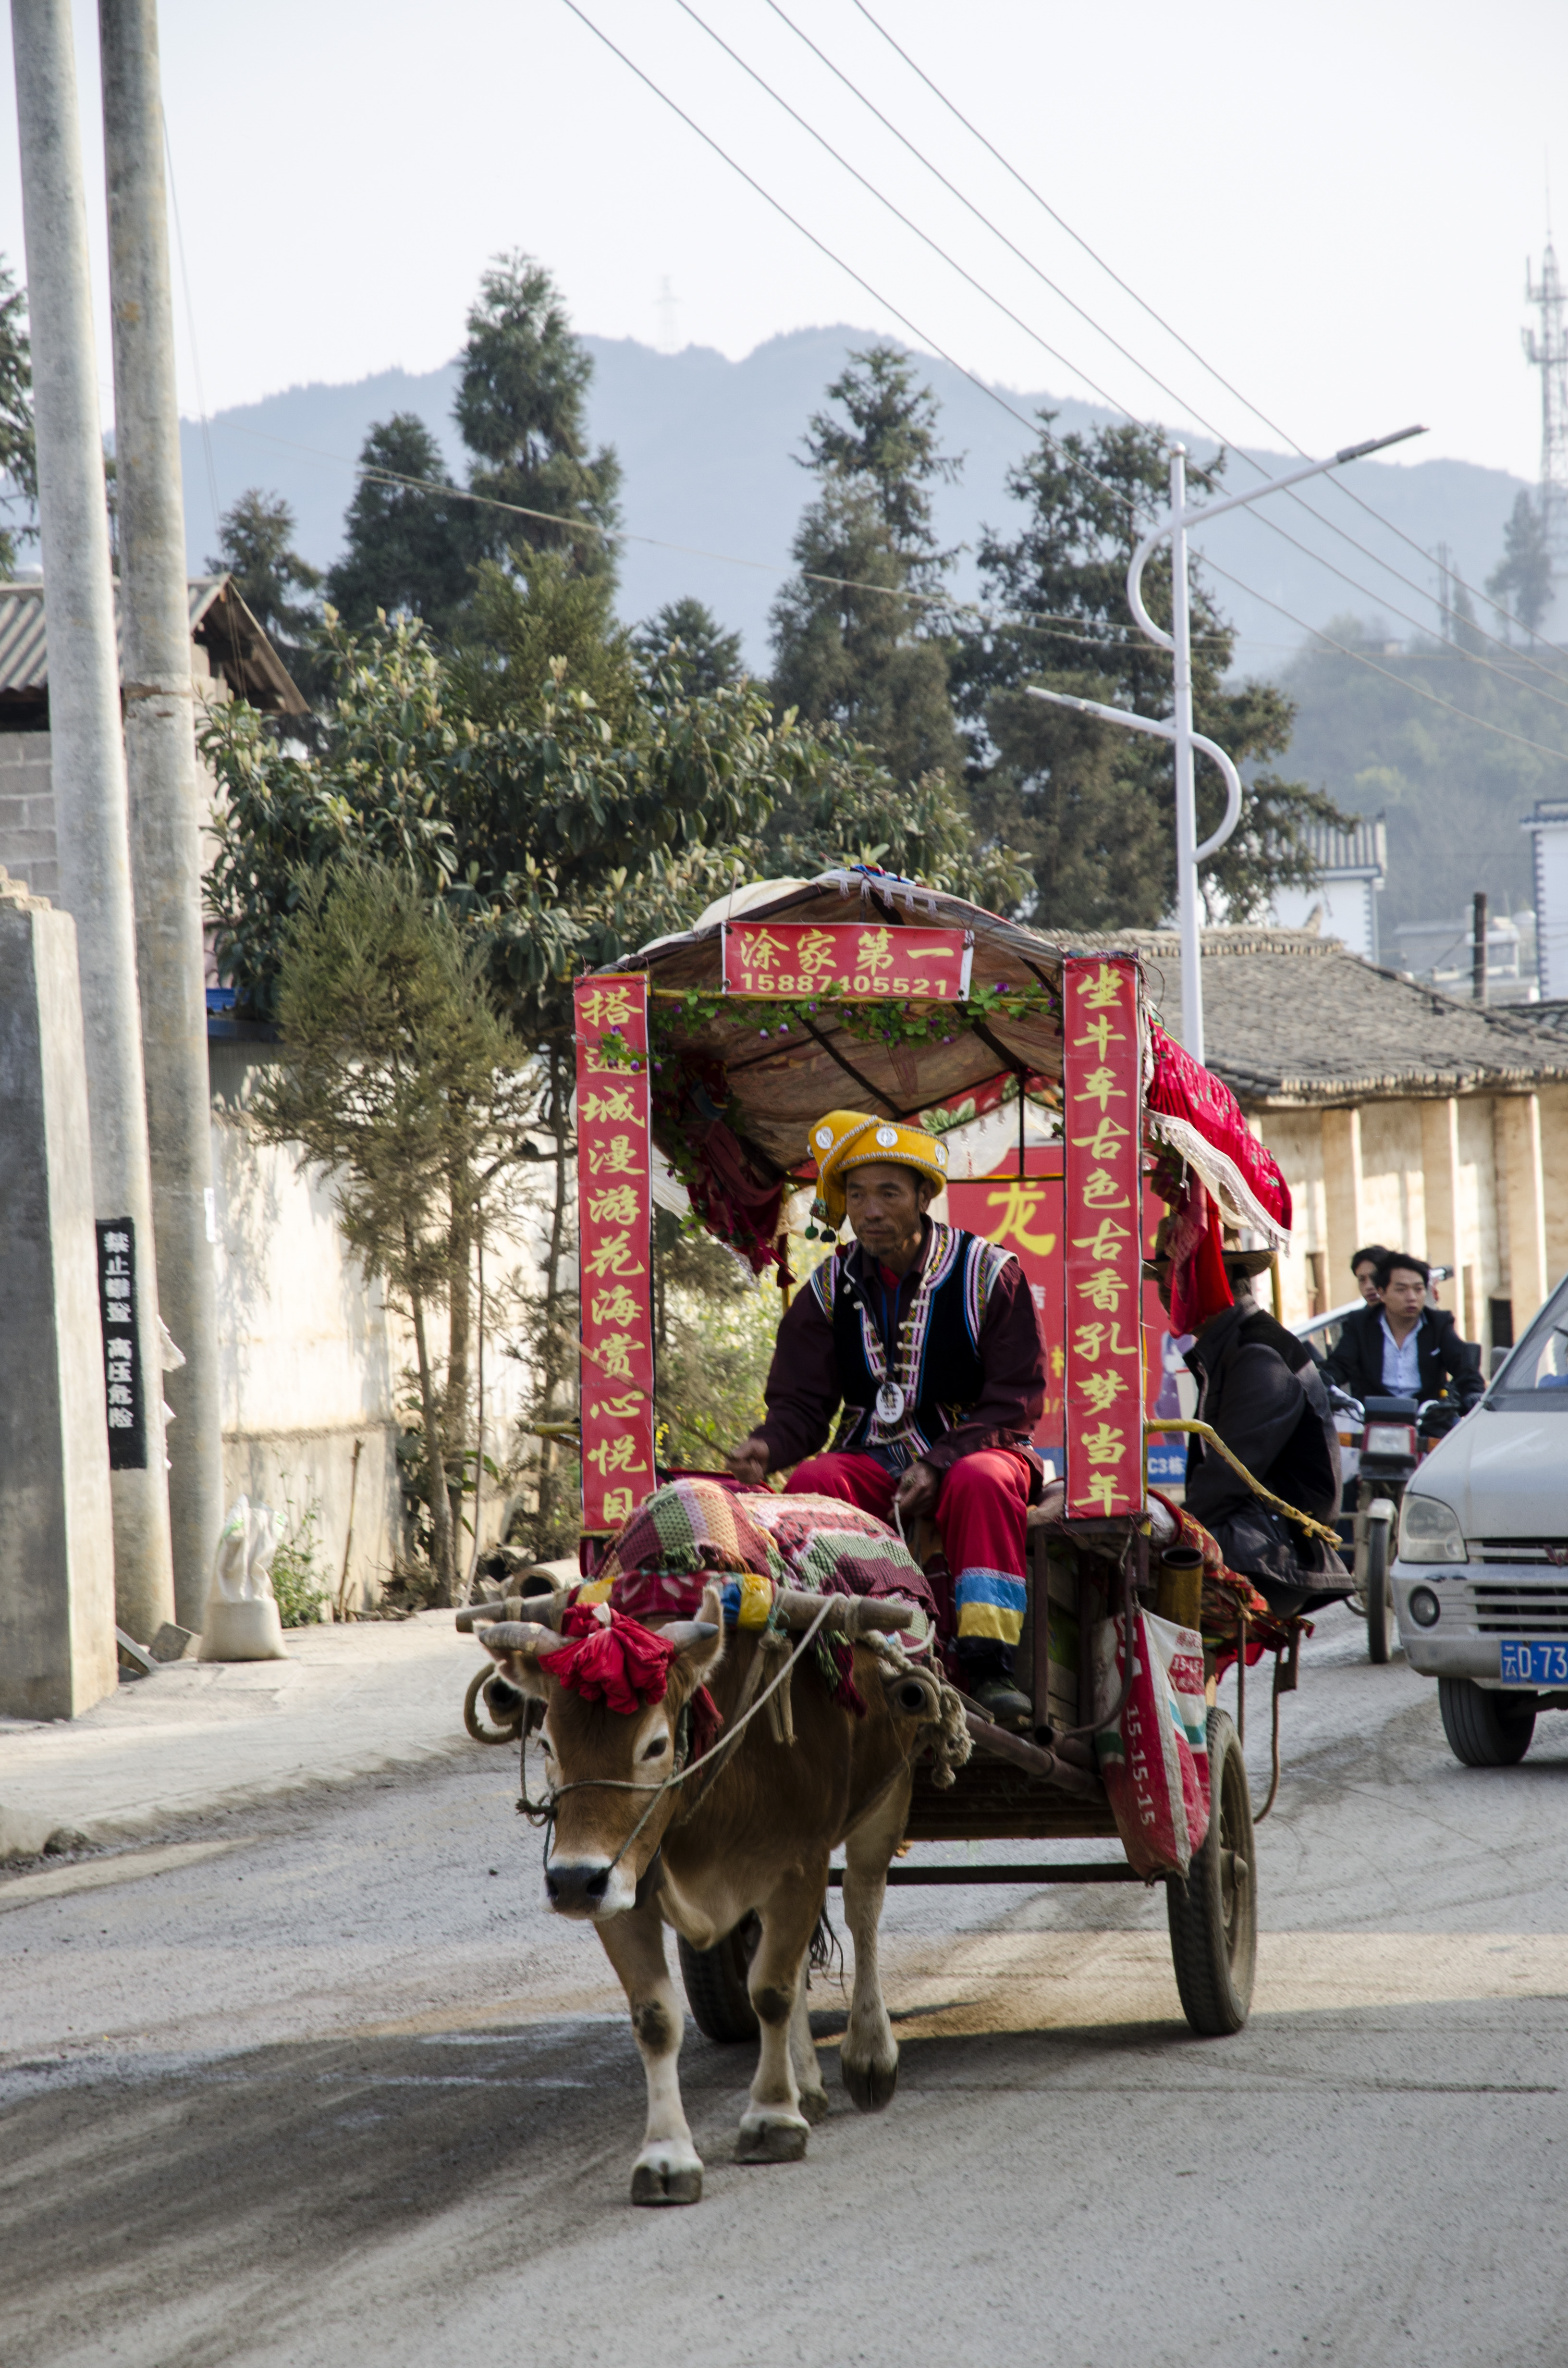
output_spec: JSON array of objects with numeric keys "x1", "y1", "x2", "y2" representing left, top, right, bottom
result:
[{"x1": 537, "y1": 1602, "x2": 680, "y2": 1713}]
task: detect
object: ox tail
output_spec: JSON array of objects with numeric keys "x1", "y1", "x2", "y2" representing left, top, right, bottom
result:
[{"x1": 808, "y1": 1901, "x2": 845, "y2": 1991}]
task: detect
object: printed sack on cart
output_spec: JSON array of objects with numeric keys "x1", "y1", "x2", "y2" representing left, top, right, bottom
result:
[{"x1": 1091, "y1": 1607, "x2": 1210, "y2": 1878}]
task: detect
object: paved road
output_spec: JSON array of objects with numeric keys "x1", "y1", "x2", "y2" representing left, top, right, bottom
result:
[{"x1": 3, "y1": 1608, "x2": 1567, "y2": 2368}]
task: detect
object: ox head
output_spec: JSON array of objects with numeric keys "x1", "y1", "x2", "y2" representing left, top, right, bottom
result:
[{"x1": 479, "y1": 1585, "x2": 726, "y2": 1920}]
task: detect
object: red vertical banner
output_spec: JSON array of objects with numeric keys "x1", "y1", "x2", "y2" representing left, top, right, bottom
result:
[
  {"x1": 574, "y1": 974, "x2": 656, "y2": 1534},
  {"x1": 1062, "y1": 955, "x2": 1146, "y2": 1520}
]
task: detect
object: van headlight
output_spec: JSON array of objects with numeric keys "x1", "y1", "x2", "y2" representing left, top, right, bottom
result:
[{"x1": 1398, "y1": 1492, "x2": 1466, "y2": 1563}]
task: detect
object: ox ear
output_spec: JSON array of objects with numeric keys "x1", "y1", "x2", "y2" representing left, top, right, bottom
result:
[
  {"x1": 664, "y1": 1582, "x2": 726, "y2": 1686},
  {"x1": 477, "y1": 1620, "x2": 556, "y2": 1701}
]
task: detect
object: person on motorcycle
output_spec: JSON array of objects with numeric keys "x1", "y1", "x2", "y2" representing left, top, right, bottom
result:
[
  {"x1": 1351, "y1": 1244, "x2": 1394, "y2": 1305},
  {"x1": 1151, "y1": 1228, "x2": 1349, "y2": 1618},
  {"x1": 1325, "y1": 1252, "x2": 1484, "y2": 1410}
]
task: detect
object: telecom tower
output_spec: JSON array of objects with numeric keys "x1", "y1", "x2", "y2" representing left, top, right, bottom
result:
[{"x1": 1524, "y1": 235, "x2": 1568, "y2": 564}]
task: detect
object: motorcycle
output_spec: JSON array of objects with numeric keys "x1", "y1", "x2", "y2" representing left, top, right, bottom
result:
[{"x1": 1349, "y1": 1391, "x2": 1464, "y2": 1662}]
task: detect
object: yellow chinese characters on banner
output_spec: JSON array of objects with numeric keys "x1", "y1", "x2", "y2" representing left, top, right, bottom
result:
[
  {"x1": 1062, "y1": 955, "x2": 1145, "y2": 1519},
  {"x1": 721, "y1": 920, "x2": 974, "y2": 1000},
  {"x1": 575, "y1": 974, "x2": 655, "y2": 1533}
]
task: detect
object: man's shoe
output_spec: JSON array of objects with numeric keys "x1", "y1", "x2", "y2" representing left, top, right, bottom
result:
[{"x1": 971, "y1": 1675, "x2": 1034, "y2": 1732}]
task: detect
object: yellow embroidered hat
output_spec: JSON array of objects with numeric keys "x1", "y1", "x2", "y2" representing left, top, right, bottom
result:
[{"x1": 808, "y1": 1107, "x2": 950, "y2": 1233}]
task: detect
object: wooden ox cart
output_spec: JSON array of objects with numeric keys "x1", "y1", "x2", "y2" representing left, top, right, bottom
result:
[{"x1": 537, "y1": 867, "x2": 1316, "y2": 2047}]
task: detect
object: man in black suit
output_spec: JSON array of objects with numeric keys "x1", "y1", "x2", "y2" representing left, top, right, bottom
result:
[{"x1": 1324, "y1": 1252, "x2": 1484, "y2": 1409}]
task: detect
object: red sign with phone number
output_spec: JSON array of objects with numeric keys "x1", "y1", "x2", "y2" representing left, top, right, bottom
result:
[{"x1": 721, "y1": 919, "x2": 974, "y2": 1000}]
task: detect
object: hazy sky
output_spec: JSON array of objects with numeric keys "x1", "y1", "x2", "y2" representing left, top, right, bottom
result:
[{"x1": 0, "y1": 0, "x2": 1563, "y2": 484}]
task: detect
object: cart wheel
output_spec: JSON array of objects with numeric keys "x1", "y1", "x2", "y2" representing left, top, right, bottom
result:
[
  {"x1": 1364, "y1": 1517, "x2": 1395, "y2": 1664},
  {"x1": 1167, "y1": 1708, "x2": 1257, "y2": 2036},
  {"x1": 1438, "y1": 1678, "x2": 1536, "y2": 1767},
  {"x1": 678, "y1": 1912, "x2": 760, "y2": 2043}
]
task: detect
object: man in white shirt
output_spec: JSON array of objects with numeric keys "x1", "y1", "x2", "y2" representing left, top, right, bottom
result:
[{"x1": 1325, "y1": 1254, "x2": 1483, "y2": 1410}]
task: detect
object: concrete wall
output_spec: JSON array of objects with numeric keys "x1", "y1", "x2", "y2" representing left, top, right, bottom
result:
[
  {"x1": 0, "y1": 732, "x2": 60, "y2": 901},
  {"x1": 0, "y1": 883, "x2": 117, "y2": 1716},
  {"x1": 1257, "y1": 1088, "x2": 1546, "y2": 1356},
  {"x1": 208, "y1": 1041, "x2": 537, "y2": 1605}
]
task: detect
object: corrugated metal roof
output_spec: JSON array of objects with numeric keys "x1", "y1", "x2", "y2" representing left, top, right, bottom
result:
[
  {"x1": 0, "y1": 575, "x2": 306, "y2": 713},
  {"x1": 1089, "y1": 924, "x2": 1568, "y2": 1104},
  {"x1": 1298, "y1": 815, "x2": 1387, "y2": 876}
]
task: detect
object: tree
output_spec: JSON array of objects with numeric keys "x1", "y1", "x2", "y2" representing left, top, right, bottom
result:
[
  {"x1": 455, "y1": 547, "x2": 637, "y2": 732},
  {"x1": 454, "y1": 252, "x2": 621, "y2": 580},
  {"x1": 0, "y1": 258, "x2": 34, "y2": 578},
  {"x1": 957, "y1": 414, "x2": 1345, "y2": 929},
  {"x1": 1486, "y1": 491, "x2": 1554, "y2": 639},
  {"x1": 633, "y1": 597, "x2": 745, "y2": 697},
  {"x1": 771, "y1": 346, "x2": 967, "y2": 799},
  {"x1": 325, "y1": 414, "x2": 476, "y2": 637},
  {"x1": 208, "y1": 489, "x2": 321, "y2": 643},
  {"x1": 249, "y1": 860, "x2": 532, "y2": 1602}
]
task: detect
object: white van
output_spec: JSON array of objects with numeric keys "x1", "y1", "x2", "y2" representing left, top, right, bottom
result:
[{"x1": 1393, "y1": 1274, "x2": 1568, "y2": 1766}]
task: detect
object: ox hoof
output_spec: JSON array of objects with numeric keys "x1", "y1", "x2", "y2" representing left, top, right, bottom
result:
[
  {"x1": 841, "y1": 2051, "x2": 899, "y2": 2113},
  {"x1": 735, "y1": 2113, "x2": 809, "y2": 2164},
  {"x1": 797, "y1": 2084, "x2": 831, "y2": 2126},
  {"x1": 630, "y1": 2149, "x2": 704, "y2": 2207}
]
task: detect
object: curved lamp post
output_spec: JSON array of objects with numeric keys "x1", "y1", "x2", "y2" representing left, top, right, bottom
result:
[{"x1": 1030, "y1": 425, "x2": 1425, "y2": 1062}]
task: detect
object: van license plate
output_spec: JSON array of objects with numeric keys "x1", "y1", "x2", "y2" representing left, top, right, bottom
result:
[{"x1": 1499, "y1": 1640, "x2": 1568, "y2": 1684}]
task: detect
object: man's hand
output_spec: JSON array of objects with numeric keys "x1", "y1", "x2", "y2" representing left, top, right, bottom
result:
[
  {"x1": 726, "y1": 1435, "x2": 770, "y2": 1489},
  {"x1": 894, "y1": 1460, "x2": 941, "y2": 1520}
]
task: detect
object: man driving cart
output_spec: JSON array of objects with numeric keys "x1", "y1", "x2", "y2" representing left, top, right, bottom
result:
[{"x1": 727, "y1": 1107, "x2": 1047, "y2": 1730}]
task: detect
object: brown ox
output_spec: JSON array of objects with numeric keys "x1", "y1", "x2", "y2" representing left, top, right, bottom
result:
[{"x1": 480, "y1": 1585, "x2": 940, "y2": 2205}]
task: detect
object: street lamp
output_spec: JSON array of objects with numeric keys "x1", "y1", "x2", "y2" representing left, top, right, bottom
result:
[{"x1": 1030, "y1": 424, "x2": 1425, "y2": 1062}]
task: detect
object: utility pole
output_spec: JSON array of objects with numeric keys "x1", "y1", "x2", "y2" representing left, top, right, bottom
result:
[
  {"x1": 1032, "y1": 424, "x2": 1427, "y2": 1063},
  {"x1": 1473, "y1": 889, "x2": 1489, "y2": 1008},
  {"x1": 99, "y1": 0, "x2": 225, "y2": 1628},
  {"x1": 1524, "y1": 235, "x2": 1568, "y2": 569},
  {"x1": 10, "y1": 0, "x2": 175, "y2": 1640}
]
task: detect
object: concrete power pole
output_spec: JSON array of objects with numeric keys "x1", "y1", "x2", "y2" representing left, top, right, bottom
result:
[
  {"x1": 10, "y1": 0, "x2": 175, "y2": 1641},
  {"x1": 99, "y1": 0, "x2": 224, "y2": 1628}
]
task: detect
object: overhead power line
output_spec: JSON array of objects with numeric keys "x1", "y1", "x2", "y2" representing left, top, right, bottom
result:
[
  {"x1": 735, "y1": 0, "x2": 1568, "y2": 718},
  {"x1": 848, "y1": 0, "x2": 1568, "y2": 680},
  {"x1": 1201, "y1": 555, "x2": 1568, "y2": 762},
  {"x1": 556, "y1": 0, "x2": 1565, "y2": 768}
]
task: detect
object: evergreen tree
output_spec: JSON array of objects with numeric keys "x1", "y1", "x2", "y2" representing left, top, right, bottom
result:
[
  {"x1": 454, "y1": 251, "x2": 621, "y2": 580},
  {"x1": 208, "y1": 489, "x2": 321, "y2": 644},
  {"x1": 771, "y1": 345, "x2": 966, "y2": 798},
  {"x1": 325, "y1": 414, "x2": 476, "y2": 637},
  {"x1": 956, "y1": 414, "x2": 1344, "y2": 929},
  {"x1": 0, "y1": 259, "x2": 36, "y2": 578},
  {"x1": 1486, "y1": 490, "x2": 1554, "y2": 638},
  {"x1": 633, "y1": 597, "x2": 745, "y2": 697}
]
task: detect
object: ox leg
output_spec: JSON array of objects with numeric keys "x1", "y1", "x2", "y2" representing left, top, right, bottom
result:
[
  {"x1": 736, "y1": 1864, "x2": 828, "y2": 2164},
  {"x1": 594, "y1": 1900, "x2": 704, "y2": 2207},
  {"x1": 788, "y1": 1967, "x2": 831, "y2": 2126},
  {"x1": 839, "y1": 1778, "x2": 909, "y2": 2112}
]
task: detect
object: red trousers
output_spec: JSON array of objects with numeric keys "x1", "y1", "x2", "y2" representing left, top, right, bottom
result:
[{"x1": 785, "y1": 1448, "x2": 1031, "y2": 1647}]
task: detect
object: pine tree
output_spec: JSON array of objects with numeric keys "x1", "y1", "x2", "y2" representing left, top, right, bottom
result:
[
  {"x1": 771, "y1": 345, "x2": 966, "y2": 798},
  {"x1": 0, "y1": 259, "x2": 36, "y2": 579},
  {"x1": 633, "y1": 597, "x2": 745, "y2": 697},
  {"x1": 957, "y1": 414, "x2": 1345, "y2": 930},
  {"x1": 453, "y1": 252, "x2": 621, "y2": 580},
  {"x1": 209, "y1": 489, "x2": 321, "y2": 645},
  {"x1": 325, "y1": 414, "x2": 476, "y2": 637},
  {"x1": 1486, "y1": 490, "x2": 1554, "y2": 638}
]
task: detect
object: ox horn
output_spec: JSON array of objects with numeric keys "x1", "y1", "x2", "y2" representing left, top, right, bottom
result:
[
  {"x1": 457, "y1": 1588, "x2": 566, "y2": 1635},
  {"x1": 772, "y1": 1590, "x2": 916, "y2": 1635},
  {"x1": 654, "y1": 1619, "x2": 719, "y2": 1652},
  {"x1": 476, "y1": 1620, "x2": 559, "y2": 1655}
]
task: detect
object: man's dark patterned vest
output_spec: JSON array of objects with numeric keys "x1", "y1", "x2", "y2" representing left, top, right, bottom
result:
[{"x1": 807, "y1": 1222, "x2": 1016, "y2": 1464}]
